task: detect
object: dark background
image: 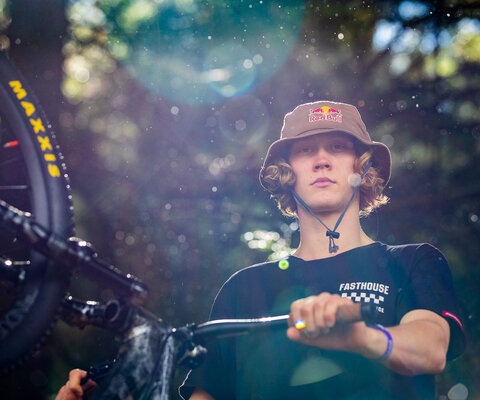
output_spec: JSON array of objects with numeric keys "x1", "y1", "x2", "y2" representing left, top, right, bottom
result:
[{"x1": 1, "y1": 0, "x2": 479, "y2": 399}]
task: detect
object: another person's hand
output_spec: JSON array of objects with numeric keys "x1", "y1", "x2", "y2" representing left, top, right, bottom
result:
[{"x1": 55, "y1": 369, "x2": 97, "y2": 400}]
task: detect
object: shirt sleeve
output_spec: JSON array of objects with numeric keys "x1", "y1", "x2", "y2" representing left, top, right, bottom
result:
[{"x1": 396, "y1": 243, "x2": 466, "y2": 359}]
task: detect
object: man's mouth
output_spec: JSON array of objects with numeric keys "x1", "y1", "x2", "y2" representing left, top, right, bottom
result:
[{"x1": 311, "y1": 177, "x2": 335, "y2": 187}]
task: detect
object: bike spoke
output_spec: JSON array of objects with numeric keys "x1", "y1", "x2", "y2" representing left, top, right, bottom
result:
[{"x1": 0, "y1": 185, "x2": 29, "y2": 190}]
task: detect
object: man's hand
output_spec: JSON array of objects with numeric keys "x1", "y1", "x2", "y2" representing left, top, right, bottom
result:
[
  {"x1": 287, "y1": 293, "x2": 375, "y2": 354},
  {"x1": 55, "y1": 369, "x2": 97, "y2": 400}
]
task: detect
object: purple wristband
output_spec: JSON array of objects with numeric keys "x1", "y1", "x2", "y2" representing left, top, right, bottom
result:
[{"x1": 368, "y1": 324, "x2": 393, "y2": 361}]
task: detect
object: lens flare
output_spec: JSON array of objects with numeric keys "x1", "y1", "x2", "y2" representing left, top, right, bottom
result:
[{"x1": 103, "y1": 1, "x2": 304, "y2": 104}]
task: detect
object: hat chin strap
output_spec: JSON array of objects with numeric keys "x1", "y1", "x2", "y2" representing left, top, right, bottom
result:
[{"x1": 291, "y1": 161, "x2": 372, "y2": 254}]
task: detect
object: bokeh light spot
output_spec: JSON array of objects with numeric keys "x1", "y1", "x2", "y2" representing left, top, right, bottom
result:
[
  {"x1": 218, "y1": 95, "x2": 269, "y2": 146},
  {"x1": 447, "y1": 383, "x2": 469, "y2": 400},
  {"x1": 278, "y1": 259, "x2": 290, "y2": 270}
]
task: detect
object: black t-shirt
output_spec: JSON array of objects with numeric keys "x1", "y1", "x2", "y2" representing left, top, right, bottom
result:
[{"x1": 180, "y1": 242, "x2": 465, "y2": 400}]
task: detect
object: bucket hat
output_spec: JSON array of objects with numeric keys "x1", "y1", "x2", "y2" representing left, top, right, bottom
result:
[{"x1": 259, "y1": 101, "x2": 391, "y2": 188}]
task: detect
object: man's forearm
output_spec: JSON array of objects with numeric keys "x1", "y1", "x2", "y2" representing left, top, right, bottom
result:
[{"x1": 380, "y1": 310, "x2": 450, "y2": 376}]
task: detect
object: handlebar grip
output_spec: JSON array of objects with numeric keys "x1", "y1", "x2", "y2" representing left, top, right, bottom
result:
[{"x1": 336, "y1": 301, "x2": 378, "y2": 324}]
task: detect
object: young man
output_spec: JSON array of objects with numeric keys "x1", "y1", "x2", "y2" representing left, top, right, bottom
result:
[
  {"x1": 180, "y1": 101, "x2": 465, "y2": 400},
  {"x1": 56, "y1": 101, "x2": 465, "y2": 400}
]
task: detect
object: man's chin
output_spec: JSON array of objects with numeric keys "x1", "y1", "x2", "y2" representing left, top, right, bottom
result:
[{"x1": 310, "y1": 204, "x2": 343, "y2": 215}]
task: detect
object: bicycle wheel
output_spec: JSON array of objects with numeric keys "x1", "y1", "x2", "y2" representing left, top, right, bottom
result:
[{"x1": 0, "y1": 50, "x2": 73, "y2": 373}]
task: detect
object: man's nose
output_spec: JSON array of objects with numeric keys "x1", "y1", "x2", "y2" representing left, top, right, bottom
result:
[{"x1": 313, "y1": 148, "x2": 331, "y2": 170}]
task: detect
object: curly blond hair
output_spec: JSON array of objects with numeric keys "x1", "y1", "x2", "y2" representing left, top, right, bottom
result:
[{"x1": 260, "y1": 149, "x2": 389, "y2": 218}]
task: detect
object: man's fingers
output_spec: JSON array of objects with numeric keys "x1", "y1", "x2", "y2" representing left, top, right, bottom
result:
[
  {"x1": 290, "y1": 293, "x2": 355, "y2": 334},
  {"x1": 68, "y1": 369, "x2": 87, "y2": 383}
]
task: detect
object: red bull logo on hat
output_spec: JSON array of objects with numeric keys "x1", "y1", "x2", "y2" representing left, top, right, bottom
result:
[{"x1": 309, "y1": 105, "x2": 343, "y2": 123}]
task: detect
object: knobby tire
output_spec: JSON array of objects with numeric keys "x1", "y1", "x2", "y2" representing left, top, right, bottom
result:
[{"x1": 0, "y1": 50, "x2": 73, "y2": 373}]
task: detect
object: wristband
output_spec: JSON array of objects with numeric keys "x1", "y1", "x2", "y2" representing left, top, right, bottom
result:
[{"x1": 368, "y1": 324, "x2": 393, "y2": 361}]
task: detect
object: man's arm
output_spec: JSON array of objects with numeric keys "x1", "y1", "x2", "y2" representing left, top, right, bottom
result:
[
  {"x1": 287, "y1": 293, "x2": 450, "y2": 376},
  {"x1": 381, "y1": 309, "x2": 449, "y2": 375}
]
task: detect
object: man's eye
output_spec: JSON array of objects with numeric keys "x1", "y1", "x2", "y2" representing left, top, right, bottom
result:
[
  {"x1": 331, "y1": 141, "x2": 351, "y2": 151},
  {"x1": 294, "y1": 146, "x2": 312, "y2": 154}
]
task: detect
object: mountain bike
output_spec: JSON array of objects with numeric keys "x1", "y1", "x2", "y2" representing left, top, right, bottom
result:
[{"x1": 0, "y1": 50, "x2": 377, "y2": 399}]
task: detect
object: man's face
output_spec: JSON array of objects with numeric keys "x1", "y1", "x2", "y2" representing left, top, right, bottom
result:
[{"x1": 288, "y1": 132, "x2": 358, "y2": 214}]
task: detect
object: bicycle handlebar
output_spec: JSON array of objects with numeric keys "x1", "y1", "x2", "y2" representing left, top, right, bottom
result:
[{"x1": 192, "y1": 301, "x2": 378, "y2": 341}]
